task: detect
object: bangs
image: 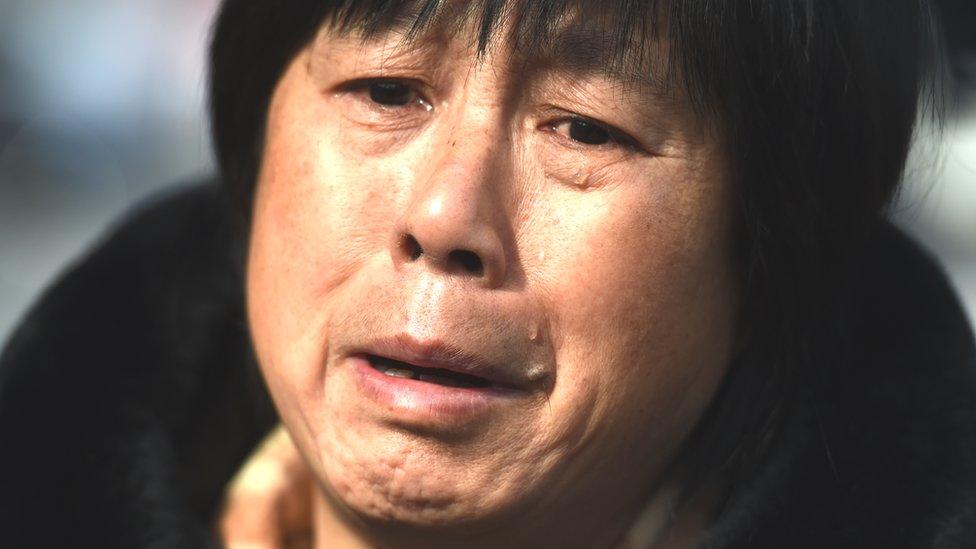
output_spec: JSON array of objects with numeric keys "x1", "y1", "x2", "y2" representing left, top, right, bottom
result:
[{"x1": 321, "y1": 0, "x2": 723, "y2": 115}]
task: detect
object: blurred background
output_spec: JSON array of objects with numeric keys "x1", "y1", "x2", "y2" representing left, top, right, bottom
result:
[{"x1": 0, "y1": 0, "x2": 974, "y2": 348}]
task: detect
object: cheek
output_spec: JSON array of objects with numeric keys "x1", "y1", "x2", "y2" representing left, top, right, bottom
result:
[
  {"x1": 538, "y1": 163, "x2": 737, "y2": 452},
  {"x1": 246, "y1": 68, "x2": 408, "y2": 431},
  {"x1": 249, "y1": 61, "x2": 412, "y2": 323}
]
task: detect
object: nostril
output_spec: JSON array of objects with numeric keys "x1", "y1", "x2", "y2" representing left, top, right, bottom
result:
[
  {"x1": 398, "y1": 233, "x2": 486, "y2": 277},
  {"x1": 400, "y1": 234, "x2": 423, "y2": 261},
  {"x1": 448, "y1": 249, "x2": 484, "y2": 276}
]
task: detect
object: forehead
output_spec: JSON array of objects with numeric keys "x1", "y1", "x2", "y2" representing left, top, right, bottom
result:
[{"x1": 323, "y1": 0, "x2": 679, "y2": 94}]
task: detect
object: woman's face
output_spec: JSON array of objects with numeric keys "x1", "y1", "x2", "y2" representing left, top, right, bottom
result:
[{"x1": 247, "y1": 14, "x2": 738, "y2": 544}]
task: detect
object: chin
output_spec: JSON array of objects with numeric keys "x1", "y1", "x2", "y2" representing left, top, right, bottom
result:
[
  {"x1": 293, "y1": 342, "x2": 557, "y2": 529},
  {"x1": 316, "y1": 429, "x2": 522, "y2": 529}
]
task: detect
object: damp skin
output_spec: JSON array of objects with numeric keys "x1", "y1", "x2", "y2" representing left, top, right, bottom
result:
[{"x1": 246, "y1": 14, "x2": 739, "y2": 548}]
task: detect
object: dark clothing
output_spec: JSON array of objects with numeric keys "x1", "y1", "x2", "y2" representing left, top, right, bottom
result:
[{"x1": 1, "y1": 183, "x2": 974, "y2": 548}]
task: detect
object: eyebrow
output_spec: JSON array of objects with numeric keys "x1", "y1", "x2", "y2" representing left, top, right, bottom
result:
[
  {"x1": 326, "y1": 3, "x2": 682, "y2": 110},
  {"x1": 346, "y1": 22, "x2": 674, "y2": 97},
  {"x1": 528, "y1": 24, "x2": 674, "y2": 98},
  {"x1": 322, "y1": 0, "x2": 705, "y2": 114}
]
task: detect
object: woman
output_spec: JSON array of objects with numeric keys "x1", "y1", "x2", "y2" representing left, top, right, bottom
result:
[{"x1": 1, "y1": 1, "x2": 974, "y2": 547}]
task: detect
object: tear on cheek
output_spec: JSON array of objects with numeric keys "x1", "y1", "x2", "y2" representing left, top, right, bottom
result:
[{"x1": 545, "y1": 158, "x2": 623, "y2": 191}]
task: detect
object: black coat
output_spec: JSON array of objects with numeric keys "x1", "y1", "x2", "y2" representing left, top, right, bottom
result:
[{"x1": 1, "y1": 183, "x2": 974, "y2": 548}]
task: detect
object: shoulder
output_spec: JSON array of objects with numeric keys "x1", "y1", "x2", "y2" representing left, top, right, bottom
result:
[
  {"x1": 0, "y1": 182, "x2": 249, "y2": 407},
  {"x1": 0, "y1": 181, "x2": 276, "y2": 547},
  {"x1": 707, "y1": 221, "x2": 976, "y2": 548},
  {"x1": 2, "y1": 182, "x2": 243, "y2": 356}
]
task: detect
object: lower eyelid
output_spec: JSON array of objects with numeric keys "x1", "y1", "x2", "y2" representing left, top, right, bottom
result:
[
  {"x1": 334, "y1": 99, "x2": 433, "y2": 137},
  {"x1": 335, "y1": 86, "x2": 430, "y2": 115}
]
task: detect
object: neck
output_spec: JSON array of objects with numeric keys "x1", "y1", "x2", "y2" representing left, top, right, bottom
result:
[
  {"x1": 616, "y1": 476, "x2": 723, "y2": 548},
  {"x1": 310, "y1": 488, "x2": 370, "y2": 549}
]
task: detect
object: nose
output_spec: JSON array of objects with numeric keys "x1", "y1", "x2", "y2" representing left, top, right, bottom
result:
[{"x1": 391, "y1": 136, "x2": 511, "y2": 288}]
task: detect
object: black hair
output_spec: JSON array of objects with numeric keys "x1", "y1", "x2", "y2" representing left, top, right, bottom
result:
[{"x1": 209, "y1": 0, "x2": 937, "y2": 510}]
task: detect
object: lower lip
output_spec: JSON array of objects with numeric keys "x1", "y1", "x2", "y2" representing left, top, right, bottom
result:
[{"x1": 349, "y1": 355, "x2": 520, "y2": 421}]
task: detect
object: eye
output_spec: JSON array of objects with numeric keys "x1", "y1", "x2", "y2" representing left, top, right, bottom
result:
[
  {"x1": 368, "y1": 81, "x2": 415, "y2": 106},
  {"x1": 342, "y1": 79, "x2": 431, "y2": 113},
  {"x1": 545, "y1": 116, "x2": 639, "y2": 150},
  {"x1": 567, "y1": 119, "x2": 611, "y2": 145}
]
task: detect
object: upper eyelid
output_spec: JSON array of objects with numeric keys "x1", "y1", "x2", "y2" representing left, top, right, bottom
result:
[
  {"x1": 536, "y1": 104, "x2": 636, "y2": 140},
  {"x1": 339, "y1": 78, "x2": 433, "y2": 104},
  {"x1": 337, "y1": 79, "x2": 649, "y2": 153},
  {"x1": 546, "y1": 116, "x2": 645, "y2": 153}
]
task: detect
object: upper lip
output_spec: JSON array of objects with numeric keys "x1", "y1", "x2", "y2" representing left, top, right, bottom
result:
[{"x1": 354, "y1": 333, "x2": 524, "y2": 389}]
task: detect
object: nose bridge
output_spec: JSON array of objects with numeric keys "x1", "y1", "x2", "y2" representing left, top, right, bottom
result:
[
  {"x1": 435, "y1": 116, "x2": 508, "y2": 201},
  {"x1": 392, "y1": 100, "x2": 512, "y2": 288},
  {"x1": 441, "y1": 97, "x2": 510, "y2": 179}
]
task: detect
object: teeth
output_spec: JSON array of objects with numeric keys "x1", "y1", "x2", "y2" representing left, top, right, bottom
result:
[
  {"x1": 382, "y1": 367, "x2": 418, "y2": 379},
  {"x1": 418, "y1": 373, "x2": 473, "y2": 388},
  {"x1": 371, "y1": 357, "x2": 485, "y2": 388}
]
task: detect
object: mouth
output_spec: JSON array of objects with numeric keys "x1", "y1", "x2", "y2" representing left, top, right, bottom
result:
[
  {"x1": 348, "y1": 352, "x2": 519, "y2": 423},
  {"x1": 366, "y1": 354, "x2": 494, "y2": 389},
  {"x1": 344, "y1": 334, "x2": 532, "y2": 421},
  {"x1": 351, "y1": 333, "x2": 527, "y2": 389}
]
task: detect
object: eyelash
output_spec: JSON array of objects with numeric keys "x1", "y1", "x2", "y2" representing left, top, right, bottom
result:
[
  {"x1": 343, "y1": 79, "x2": 432, "y2": 112},
  {"x1": 341, "y1": 79, "x2": 642, "y2": 152},
  {"x1": 541, "y1": 116, "x2": 641, "y2": 152}
]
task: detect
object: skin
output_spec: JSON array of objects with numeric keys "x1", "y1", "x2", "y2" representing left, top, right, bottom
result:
[
  {"x1": 220, "y1": 426, "x2": 313, "y2": 548},
  {"x1": 246, "y1": 12, "x2": 738, "y2": 549}
]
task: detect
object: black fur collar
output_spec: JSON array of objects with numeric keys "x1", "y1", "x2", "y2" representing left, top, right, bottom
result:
[{"x1": 1, "y1": 183, "x2": 973, "y2": 547}]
